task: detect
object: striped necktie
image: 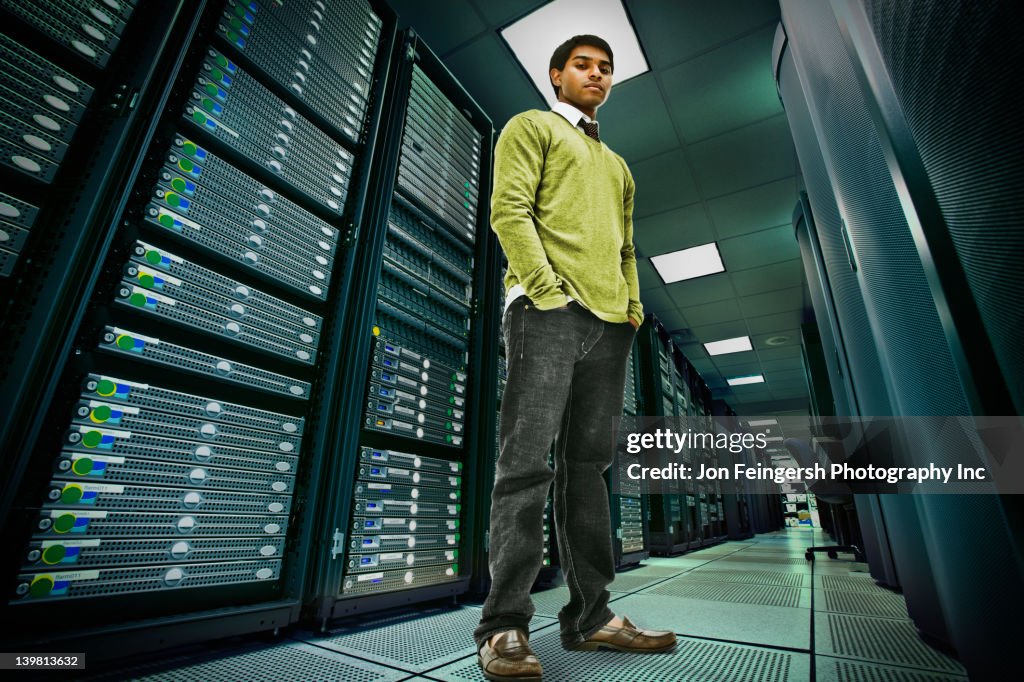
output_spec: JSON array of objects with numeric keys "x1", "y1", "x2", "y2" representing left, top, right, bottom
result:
[{"x1": 580, "y1": 120, "x2": 600, "y2": 142}]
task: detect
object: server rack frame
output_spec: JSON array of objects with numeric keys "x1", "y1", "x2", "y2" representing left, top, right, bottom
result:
[
  {"x1": 0, "y1": 0, "x2": 399, "y2": 660},
  {"x1": 304, "y1": 29, "x2": 497, "y2": 627},
  {"x1": 608, "y1": 339, "x2": 650, "y2": 569}
]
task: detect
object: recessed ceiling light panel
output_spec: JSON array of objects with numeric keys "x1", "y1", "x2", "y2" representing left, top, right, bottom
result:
[
  {"x1": 704, "y1": 336, "x2": 752, "y2": 356},
  {"x1": 501, "y1": 0, "x2": 650, "y2": 108},
  {"x1": 650, "y1": 243, "x2": 725, "y2": 284},
  {"x1": 726, "y1": 374, "x2": 765, "y2": 386}
]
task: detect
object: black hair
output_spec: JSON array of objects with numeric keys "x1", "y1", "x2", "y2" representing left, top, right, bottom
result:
[{"x1": 548, "y1": 35, "x2": 614, "y2": 97}]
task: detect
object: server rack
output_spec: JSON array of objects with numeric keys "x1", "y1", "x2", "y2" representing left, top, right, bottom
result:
[
  {"x1": 305, "y1": 29, "x2": 498, "y2": 625},
  {"x1": 635, "y1": 317, "x2": 690, "y2": 555},
  {"x1": 775, "y1": 3, "x2": 1024, "y2": 674},
  {"x1": 0, "y1": 0, "x2": 396, "y2": 659},
  {"x1": 608, "y1": 342, "x2": 649, "y2": 568},
  {"x1": 713, "y1": 401, "x2": 753, "y2": 541}
]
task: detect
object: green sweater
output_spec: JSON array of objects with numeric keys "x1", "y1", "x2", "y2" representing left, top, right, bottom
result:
[{"x1": 491, "y1": 109, "x2": 643, "y2": 323}]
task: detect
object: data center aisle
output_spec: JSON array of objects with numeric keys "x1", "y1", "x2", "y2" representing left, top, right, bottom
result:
[{"x1": 85, "y1": 529, "x2": 967, "y2": 681}]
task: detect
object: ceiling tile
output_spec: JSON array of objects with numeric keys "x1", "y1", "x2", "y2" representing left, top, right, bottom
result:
[
  {"x1": 718, "y1": 224, "x2": 801, "y2": 271},
  {"x1": 600, "y1": 74, "x2": 680, "y2": 163},
  {"x1": 689, "y1": 358, "x2": 718, "y2": 376},
  {"x1": 730, "y1": 259, "x2": 804, "y2": 297},
  {"x1": 654, "y1": 306, "x2": 689, "y2": 332},
  {"x1": 660, "y1": 26, "x2": 783, "y2": 143},
  {"x1": 759, "y1": 357, "x2": 804, "y2": 372},
  {"x1": 679, "y1": 298, "x2": 742, "y2": 326},
  {"x1": 771, "y1": 387, "x2": 809, "y2": 399},
  {"x1": 679, "y1": 342, "x2": 708, "y2": 362},
  {"x1": 390, "y1": 0, "x2": 486, "y2": 55},
  {"x1": 755, "y1": 345, "x2": 803, "y2": 361},
  {"x1": 665, "y1": 272, "x2": 734, "y2": 309},
  {"x1": 764, "y1": 368, "x2": 808, "y2": 384},
  {"x1": 471, "y1": 0, "x2": 546, "y2": 27},
  {"x1": 637, "y1": 258, "x2": 664, "y2": 290},
  {"x1": 738, "y1": 286, "x2": 804, "y2": 318},
  {"x1": 707, "y1": 177, "x2": 800, "y2": 240},
  {"x1": 745, "y1": 310, "x2": 802, "y2": 335},
  {"x1": 749, "y1": 327, "x2": 802, "y2": 350},
  {"x1": 627, "y1": 0, "x2": 780, "y2": 68},
  {"x1": 638, "y1": 286, "x2": 675, "y2": 315},
  {"x1": 687, "y1": 115, "x2": 796, "y2": 198},
  {"x1": 633, "y1": 203, "x2": 714, "y2": 256},
  {"x1": 713, "y1": 354, "x2": 760, "y2": 371},
  {"x1": 445, "y1": 33, "x2": 545, "y2": 129},
  {"x1": 630, "y1": 150, "x2": 701, "y2": 217},
  {"x1": 689, "y1": 320, "x2": 750, "y2": 344}
]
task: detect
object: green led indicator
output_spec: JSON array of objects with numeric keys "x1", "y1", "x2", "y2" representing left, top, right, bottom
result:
[
  {"x1": 54, "y1": 514, "x2": 76, "y2": 533},
  {"x1": 464, "y1": 182, "x2": 470, "y2": 188},
  {"x1": 233, "y1": 4, "x2": 246, "y2": 18},
  {"x1": 193, "y1": 110, "x2": 207, "y2": 125},
  {"x1": 158, "y1": 213, "x2": 175, "y2": 229},
  {"x1": 211, "y1": 67, "x2": 225, "y2": 82},
  {"x1": 452, "y1": 550, "x2": 459, "y2": 557},
  {"x1": 71, "y1": 457, "x2": 94, "y2": 475},
  {"x1": 465, "y1": 191, "x2": 470, "y2": 198},
  {"x1": 446, "y1": 408, "x2": 453, "y2": 416},
  {"x1": 82, "y1": 431, "x2": 102, "y2": 448},
  {"x1": 30, "y1": 576, "x2": 54, "y2": 598},
  {"x1": 145, "y1": 249, "x2": 162, "y2": 264},
  {"x1": 216, "y1": 53, "x2": 229, "y2": 68},
  {"x1": 61, "y1": 486, "x2": 83, "y2": 505},
  {"x1": 454, "y1": 533, "x2": 461, "y2": 541},
  {"x1": 178, "y1": 159, "x2": 194, "y2": 173},
  {"x1": 42, "y1": 545, "x2": 67, "y2": 565},
  {"x1": 116, "y1": 335, "x2": 135, "y2": 350},
  {"x1": 165, "y1": 192, "x2": 181, "y2": 207},
  {"x1": 92, "y1": 405, "x2": 111, "y2": 422},
  {"x1": 129, "y1": 292, "x2": 147, "y2": 307},
  {"x1": 201, "y1": 98, "x2": 216, "y2": 113},
  {"x1": 96, "y1": 379, "x2": 116, "y2": 396},
  {"x1": 182, "y1": 141, "x2": 198, "y2": 156},
  {"x1": 205, "y1": 83, "x2": 219, "y2": 97},
  {"x1": 455, "y1": 504, "x2": 461, "y2": 511},
  {"x1": 226, "y1": 29, "x2": 239, "y2": 43},
  {"x1": 230, "y1": 17, "x2": 244, "y2": 30},
  {"x1": 464, "y1": 202, "x2": 470, "y2": 208},
  {"x1": 139, "y1": 273, "x2": 156, "y2": 288},
  {"x1": 170, "y1": 178, "x2": 187, "y2": 192}
]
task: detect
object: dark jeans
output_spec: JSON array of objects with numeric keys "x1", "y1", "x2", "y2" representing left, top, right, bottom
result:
[{"x1": 474, "y1": 296, "x2": 637, "y2": 651}]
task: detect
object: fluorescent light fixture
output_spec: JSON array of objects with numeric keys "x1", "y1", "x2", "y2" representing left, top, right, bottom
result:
[
  {"x1": 726, "y1": 374, "x2": 764, "y2": 386},
  {"x1": 650, "y1": 243, "x2": 725, "y2": 284},
  {"x1": 704, "y1": 336, "x2": 752, "y2": 356},
  {"x1": 747, "y1": 419, "x2": 778, "y2": 427},
  {"x1": 500, "y1": 0, "x2": 649, "y2": 108}
]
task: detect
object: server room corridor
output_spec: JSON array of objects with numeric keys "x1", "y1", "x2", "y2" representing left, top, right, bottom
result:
[
  {"x1": 1, "y1": 0, "x2": 1020, "y2": 680},
  {"x1": 80, "y1": 528, "x2": 966, "y2": 680}
]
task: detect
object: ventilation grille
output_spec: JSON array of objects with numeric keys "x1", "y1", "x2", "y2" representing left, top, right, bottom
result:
[
  {"x1": 431, "y1": 627, "x2": 808, "y2": 681},
  {"x1": 647, "y1": 580, "x2": 804, "y2": 608},
  {"x1": 685, "y1": 569, "x2": 807, "y2": 587},
  {"x1": 84, "y1": 642, "x2": 407, "y2": 681},
  {"x1": 819, "y1": 589, "x2": 909, "y2": 619},
  {"x1": 822, "y1": 613, "x2": 965, "y2": 673}
]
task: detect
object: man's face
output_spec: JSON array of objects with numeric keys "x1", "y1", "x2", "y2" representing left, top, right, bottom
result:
[{"x1": 550, "y1": 45, "x2": 613, "y2": 113}]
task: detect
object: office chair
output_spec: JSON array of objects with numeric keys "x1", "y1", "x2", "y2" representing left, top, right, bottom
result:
[{"x1": 783, "y1": 438, "x2": 865, "y2": 562}]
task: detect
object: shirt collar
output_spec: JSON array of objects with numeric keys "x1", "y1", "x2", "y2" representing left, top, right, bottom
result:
[{"x1": 552, "y1": 101, "x2": 597, "y2": 130}]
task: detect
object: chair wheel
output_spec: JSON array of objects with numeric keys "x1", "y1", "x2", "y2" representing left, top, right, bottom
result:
[
  {"x1": 805, "y1": 551, "x2": 814, "y2": 562},
  {"x1": 827, "y1": 550, "x2": 838, "y2": 559}
]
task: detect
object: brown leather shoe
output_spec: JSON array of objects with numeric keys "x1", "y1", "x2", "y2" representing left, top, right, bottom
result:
[
  {"x1": 478, "y1": 629, "x2": 543, "y2": 681},
  {"x1": 571, "y1": 616, "x2": 677, "y2": 653}
]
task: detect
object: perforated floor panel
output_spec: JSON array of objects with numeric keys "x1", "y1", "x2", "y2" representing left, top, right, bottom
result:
[
  {"x1": 675, "y1": 569, "x2": 809, "y2": 587},
  {"x1": 608, "y1": 591, "x2": 811, "y2": 649},
  {"x1": 84, "y1": 641, "x2": 412, "y2": 681},
  {"x1": 644, "y1": 579, "x2": 810, "y2": 608},
  {"x1": 815, "y1": 587, "x2": 909, "y2": 619},
  {"x1": 813, "y1": 613, "x2": 966, "y2": 674},
  {"x1": 814, "y1": 655, "x2": 969, "y2": 682},
  {"x1": 607, "y1": 572, "x2": 672, "y2": 592},
  {"x1": 295, "y1": 606, "x2": 556, "y2": 673},
  {"x1": 424, "y1": 627, "x2": 812, "y2": 681}
]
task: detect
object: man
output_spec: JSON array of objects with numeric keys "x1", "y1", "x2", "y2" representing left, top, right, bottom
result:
[{"x1": 475, "y1": 35, "x2": 677, "y2": 681}]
